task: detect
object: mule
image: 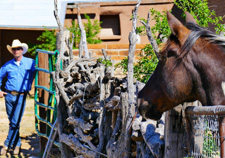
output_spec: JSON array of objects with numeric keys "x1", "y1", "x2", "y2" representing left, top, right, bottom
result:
[
  {"x1": 137, "y1": 11, "x2": 225, "y2": 120},
  {"x1": 137, "y1": 11, "x2": 225, "y2": 157}
]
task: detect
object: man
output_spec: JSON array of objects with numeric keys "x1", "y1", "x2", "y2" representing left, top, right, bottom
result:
[{"x1": 0, "y1": 39, "x2": 35, "y2": 155}]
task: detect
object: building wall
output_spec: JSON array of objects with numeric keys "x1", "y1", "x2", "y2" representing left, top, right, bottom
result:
[
  {"x1": 208, "y1": 0, "x2": 225, "y2": 22},
  {"x1": 73, "y1": 43, "x2": 146, "y2": 61},
  {"x1": 65, "y1": 0, "x2": 174, "y2": 44},
  {"x1": 208, "y1": 0, "x2": 225, "y2": 32},
  {"x1": 73, "y1": 43, "x2": 147, "y2": 77}
]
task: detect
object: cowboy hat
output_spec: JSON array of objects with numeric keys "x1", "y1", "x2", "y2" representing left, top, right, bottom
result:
[{"x1": 7, "y1": 39, "x2": 28, "y2": 55}]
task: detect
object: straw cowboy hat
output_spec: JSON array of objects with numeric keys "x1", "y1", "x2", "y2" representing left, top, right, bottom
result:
[{"x1": 7, "y1": 39, "x2": 28, "y2": 55}]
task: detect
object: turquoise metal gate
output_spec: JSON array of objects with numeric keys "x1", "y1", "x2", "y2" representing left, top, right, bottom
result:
[{"x1": 34, "y1": 49, "x2": 59, "y2": 148}]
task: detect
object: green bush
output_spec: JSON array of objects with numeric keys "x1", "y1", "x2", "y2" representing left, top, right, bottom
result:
[
  {"x1": 28, "y1": 28, "x2": 57, "y2": 56},
  {"x1": 116, "y1": 9, "x2": 168, "y2": 83},
  {"x1": 97, "y1": 57, "x2": 113, "y2": 68},
  {"x1": 115, "y1": 44, "x2": 158, "y2": 83},
  {"x1": 67, "y1": 20, "x2": 80, "y2": 48},
  {"x1": 83, "y1": 14, "x2": 102, "y2": 45},
  {"x1": 174, "y1": 0, "x2": 225, "y2": 34}
]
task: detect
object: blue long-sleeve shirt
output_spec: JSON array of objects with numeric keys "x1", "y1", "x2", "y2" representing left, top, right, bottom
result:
[{"x1": 0, "y1": 56, "x2": 35, "y2": 92}]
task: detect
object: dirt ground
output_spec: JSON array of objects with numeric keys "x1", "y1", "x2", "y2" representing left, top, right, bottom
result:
[{"x1": 0, "y1": 97, "x2": 41, "y2": 158}]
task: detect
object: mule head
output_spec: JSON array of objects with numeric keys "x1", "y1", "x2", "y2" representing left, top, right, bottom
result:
[{"x1": 137, "y1": 12, "x2": 198, "y2": 120}]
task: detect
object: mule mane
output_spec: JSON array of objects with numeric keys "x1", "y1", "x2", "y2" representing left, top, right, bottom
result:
[
  {"x1": 163, "y1": 22, "x2": 225, "y2": 73},
  {"x1": 180, "y1": 22, "x2": 225, "y2": 58}
]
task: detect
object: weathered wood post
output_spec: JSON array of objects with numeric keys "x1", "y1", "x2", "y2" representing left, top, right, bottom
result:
[
  {"x1": 164, "y1": 105, "x2": 187, "y2": 158},
  {"x1": 54, "y1": 0, "x2": 74, "y2": 157},
  {"x1": 164, "y1": 102, "x2": 202, "y2": 158}
]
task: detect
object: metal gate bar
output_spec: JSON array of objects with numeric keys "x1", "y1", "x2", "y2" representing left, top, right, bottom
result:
[{"x1": 42, "y1": 119, "x2": 58, "y2": 158}]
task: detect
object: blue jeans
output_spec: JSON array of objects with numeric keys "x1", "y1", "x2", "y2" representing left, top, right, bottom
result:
[{"x1": 4, "y1": 93, "x2": 27, "y2": 148}]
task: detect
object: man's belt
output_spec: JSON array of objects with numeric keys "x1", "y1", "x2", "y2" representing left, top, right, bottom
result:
[{"x1": 6, "y1": 90, "x2": 26, "y2": 95}]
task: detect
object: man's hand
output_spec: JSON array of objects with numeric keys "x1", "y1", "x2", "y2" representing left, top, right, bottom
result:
[{"x1": 0, "y1": 91, "x2": 7, "y2": 98}]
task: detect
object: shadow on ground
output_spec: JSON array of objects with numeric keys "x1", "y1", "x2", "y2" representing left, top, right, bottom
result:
[{"x1": 0, "y1": 134, "x2": 41, "y2": 158}]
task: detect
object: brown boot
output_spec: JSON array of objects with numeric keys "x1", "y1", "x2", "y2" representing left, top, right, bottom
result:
[
  {"x1": 0, "y1": 146, "x2": 8, "y2": 155},
  {"x1": 13, "y1": 146, "x2": 20, "y2": 155}
]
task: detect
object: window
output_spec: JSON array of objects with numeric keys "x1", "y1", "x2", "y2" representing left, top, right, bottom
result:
[{"x1": 100, "y1": 15, "x2": 121, "y2": 41}]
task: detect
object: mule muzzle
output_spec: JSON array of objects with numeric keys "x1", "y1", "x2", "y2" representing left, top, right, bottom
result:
[{"x1": 137, "y1": 98, "x2": 162, "y2": 120}]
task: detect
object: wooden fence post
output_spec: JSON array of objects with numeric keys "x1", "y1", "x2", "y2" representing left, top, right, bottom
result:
[
  {"x1": 164, "y1": 105, "x2": 187, "y2": 158},
  {"x1": 38, "y1": 52, "x2": 49, "y2": 152}
]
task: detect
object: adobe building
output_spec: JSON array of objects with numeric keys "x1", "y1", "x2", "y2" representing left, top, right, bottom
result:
[
  {"x1": 65, "y1": 0, "x2": 174, "y2": 63},
  {"x1": 65, "y1": 0, "x2": 174, "y2": 44},
  {"x1": 64, "y1": 0, "x2": 225, "y2": 63}
]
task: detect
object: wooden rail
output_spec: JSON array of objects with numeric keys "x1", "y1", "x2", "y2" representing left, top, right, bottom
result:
[{"x1": 185, "y1": 105, "x2": 225, "y2": 115}]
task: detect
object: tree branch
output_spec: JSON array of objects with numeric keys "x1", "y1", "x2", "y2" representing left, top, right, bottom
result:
[
  {"x1": 141, "y1": 12, "x2": 160, "y2": 60},
  {"x1": 77, "y1": 7, "x2": 89, "y2": 58}
]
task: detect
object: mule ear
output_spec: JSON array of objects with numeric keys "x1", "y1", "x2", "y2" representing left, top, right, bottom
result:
[
  {"x1": 185, "y1": 11, "x2": 197, "y2": 24},
  {"x1": 167, "y1": 11, "x2": 188, "y2": 39}
]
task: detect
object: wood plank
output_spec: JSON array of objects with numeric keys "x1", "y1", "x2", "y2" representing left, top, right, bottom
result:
[{"x1": 38, "y1": 52, "x2": 49, "y2": 152}]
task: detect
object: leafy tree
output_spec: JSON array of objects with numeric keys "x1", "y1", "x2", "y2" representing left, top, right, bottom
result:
[
  {"x1": 149, "y1": 9, "x2": 170, "y2": 42},
  {"x1": 29, "y1": 14, "x2": 102, "y2": 55},
  {"x1": 174, "y1": 0, "x2": 225, "y2": 34},
  {"x1": 28, "y1": 28, "x2": 57, "y2": 56},
  {"x1": 83, "y1": 14, "x2": 102, "y2": 45},
  {"x1": 68, "y1": 13, "x2": 102, "y2": 48},
  {"x1": 97, "y1": 57, "x2": 113, "y2": 68},
  {"x1": 116, "y1": 10, "x2": 168, "y2": 83},
  {"x1": 134, "y1": 44, "x2": 158, "y2": 82},
  {"x1": 67, "y1": 20, "x2": 80, "y2": 48},
  {"x1": 116, "y1": 0, "x2": 225, "y2": 83}
]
